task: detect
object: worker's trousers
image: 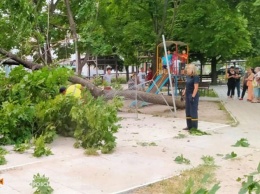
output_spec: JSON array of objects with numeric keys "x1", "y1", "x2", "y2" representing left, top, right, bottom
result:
[{"x1": 185, "y1": 93, "x2": 199, "y2": 129}]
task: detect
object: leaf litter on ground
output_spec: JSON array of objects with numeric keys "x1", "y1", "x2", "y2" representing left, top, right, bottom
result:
[
  {"x1": 233, "y1": 138, "x2": 250, "y2": 147},
  {"x1": 189, "y1": 128, "x2": 210, "y2": 136},
  {"x1": 174, "y1": 154, "x2": 191, "y2": 165},
  {"x1": 224, "y1": 151, "x2": 237, "y2": 159}
]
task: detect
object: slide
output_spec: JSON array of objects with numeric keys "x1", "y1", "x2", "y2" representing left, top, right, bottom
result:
[{"x1": 146, "y1": 74, "x2": 169, "y2": 94}]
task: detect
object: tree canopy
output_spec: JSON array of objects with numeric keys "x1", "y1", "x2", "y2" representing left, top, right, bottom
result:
[{"x1": 0, "y1": 0, "x2": 260, "y2": 71}]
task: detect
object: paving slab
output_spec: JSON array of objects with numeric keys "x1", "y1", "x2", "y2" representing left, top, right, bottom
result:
[
  {"x1": 0, "y1": 85, "x2": 259, "y2": 194},
  {"x1": 0, "y1": 113, "x2": 228, "y2": 194}
]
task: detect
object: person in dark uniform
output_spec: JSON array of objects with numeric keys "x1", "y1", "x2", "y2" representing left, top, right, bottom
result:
[
  {"x1": 226, "y1": 66, "x2": 236, "y2": 98},
  {"x1": 182, "y1": 64, "x2": 199, "y2": 130}
]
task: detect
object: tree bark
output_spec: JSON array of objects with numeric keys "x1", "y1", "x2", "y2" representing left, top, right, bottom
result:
[
  {"x1": 69, "y1": 76, "x2": 185, "y2": 108},
  {"x1": 0, "y1": 48, "x2": 42, "y2": 70},
  {"x1": 197, "y1": 53, "x2": 206, "y2": 82},
  {"x1": 0, "y1": 47, "x2": 185, "y2": 109},
  {"x1": 64, "y1": 0, "x2": 81, "y2": 75},
  {"x1": 211, "y1": 57, "x2": 218, "y2": 85}
]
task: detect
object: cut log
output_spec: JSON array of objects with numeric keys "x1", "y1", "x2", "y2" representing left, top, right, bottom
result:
[{"x1": 0, "y1": 47, "x2": 185, "y2": 109}]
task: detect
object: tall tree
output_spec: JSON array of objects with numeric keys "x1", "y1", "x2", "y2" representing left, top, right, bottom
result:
[{"x1": 173, "y1": 0, "x2": 251, "y2": 83}]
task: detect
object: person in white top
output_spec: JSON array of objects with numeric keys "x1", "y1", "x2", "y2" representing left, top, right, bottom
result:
[
  {"x1": 103, "y1": 66, "x2": 114, "y2": 85},
  {"x1": 138, "y1": 67, "x2": 146, "y2": 91}
]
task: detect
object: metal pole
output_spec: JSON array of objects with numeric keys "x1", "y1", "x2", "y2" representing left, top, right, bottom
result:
[
  {"x1": 135, "y1": 73, "x2": 138, "y2": 119},
  {"x1": 162, "y1": 35, "x2": 177, "y2": 115}
]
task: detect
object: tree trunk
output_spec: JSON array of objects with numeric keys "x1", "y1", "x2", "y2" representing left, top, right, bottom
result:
[
  {"x1": 64, "y1": 0, "x2": 81, "y2": 75},
  {"x1": 211, "y1": 57, "x2": 218, "y2": 85},
  {"x1": 46, "y1": 43, "x2": 53, "y2": 64},
  {"x1": 125, "y1": 65, "x2": 129, "y2": 81},
  {"x1": 198, "y1": 53, "x2": 206, "y2": 82},
  {"x1": 69, "y1": 76, "x2": 185, "y2": 108},
  {"x1": 79, "y1": 52, "x2": 90, "y2": 76},
  {"x1": 0, "y1": 47, "x2": 185, "y2": 109}
]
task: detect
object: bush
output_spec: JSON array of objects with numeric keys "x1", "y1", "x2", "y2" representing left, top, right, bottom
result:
[{"x1": 112, "y1": 77, "x2": 127, "y2": 84}]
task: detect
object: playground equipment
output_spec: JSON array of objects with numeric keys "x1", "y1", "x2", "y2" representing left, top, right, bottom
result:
[
  {"x1": 130, "y1": 38, "x2": 189, "y2": 116},
  {"x1": 146, "y1": 74, "x2": 169, "y2": 94},
  {"x1": 147, "y1": 40, "x2": 189, "y2": 96},
  {"x1": 156, "y1": 41, "x2": 189, "y2": 75}
]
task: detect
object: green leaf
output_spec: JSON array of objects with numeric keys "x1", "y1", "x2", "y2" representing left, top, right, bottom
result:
[
  {"x1": 257, "y1": 162, "x2": 260, "y2": 173},
  {"x1": 201, "y1": 155, "x2": 215, "y2": 166},
  {"x1": 208, "y1": 183, "x2": 221, "y2": 194},
  {"x1": 224, "y1": 151, "x2": 237, "y2": 159},
  {"x1": 233, "y1": 138, "x2": 250, "y2": 147},
  {"x1": 237, "y1": 177, "x2": 242, "y2": 182},
  {"x1": 184, "y1": 178, "x2": 194, "y2": 194},
  {"x1": 0, "y1": 155, "x2": 7, "y2": 165},
  {"x1": 194, "y1": 188, "x2": 208, "y2": 194},
  {"x1": 201, "y1": 173, "x2": 211, "y2": 183},
  {"x1": 0, "y1": 147, "x2": 8, "y2": 155},
  {"x1": 189, "y1": 128, "x2": 210, "y2": 136}
]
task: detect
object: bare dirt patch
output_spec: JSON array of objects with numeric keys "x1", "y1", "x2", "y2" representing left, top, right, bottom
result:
[{"x1": 120, "y1": 100, "x2": 230, "y2": 125}]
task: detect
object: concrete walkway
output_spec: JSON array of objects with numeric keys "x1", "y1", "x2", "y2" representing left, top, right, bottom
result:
[{"x1": 0, "y1": 86, "x2": 259, "y2": 194}]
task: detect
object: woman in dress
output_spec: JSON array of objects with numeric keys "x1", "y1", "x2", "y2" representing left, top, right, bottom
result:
[{"x1": 247, "y1": 68, "x2": 255, "y2": 102}]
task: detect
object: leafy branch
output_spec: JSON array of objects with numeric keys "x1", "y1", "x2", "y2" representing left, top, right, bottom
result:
[{"x1": 238, "y1": 162, "x2": 260, "y2": 194}]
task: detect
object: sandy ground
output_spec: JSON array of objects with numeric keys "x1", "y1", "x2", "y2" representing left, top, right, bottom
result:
[{"x1": 120, "y1": 100, "x2": 230, "y2": 125}]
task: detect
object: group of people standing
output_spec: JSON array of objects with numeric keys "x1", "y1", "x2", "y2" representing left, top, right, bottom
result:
[
  {"x1": 161, "y1": 50, "x2": 188, "y2": 75},
  {"x1": 227, "y1": 66, "x2": 260, "y2": 103},
  {"x1": 127, "y1": 67, "x2": 153, "y2": 91}
]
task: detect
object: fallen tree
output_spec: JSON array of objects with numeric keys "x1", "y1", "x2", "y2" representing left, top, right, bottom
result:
[
  {"x1": 0, "y1": 48, "x2": 185, "y2": 109},
  {"x1": 69, "y1": 76, "x2": 185, "y2": 108}
]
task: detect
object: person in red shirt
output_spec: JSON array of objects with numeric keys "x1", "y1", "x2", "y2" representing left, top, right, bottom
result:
[
  {"x1": 146, "y1": 67, "x2": 153, "y2": 85},
  {"x1": 172, "y1": 51, "x2": 180, "y2": 75},
  {"x1": 180, "y1": 50, "x2": 188, "y2": 75}
]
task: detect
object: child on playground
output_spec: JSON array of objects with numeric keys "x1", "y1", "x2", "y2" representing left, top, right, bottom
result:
[
  {"x1": 146, "y1": 67, "x2": 153, "y2": 85},
  {"x1": 172, "y1": 51, "x2": 180, "y2": 75},
  {"x1": 138, "y1": 67, "x2": 146, "y2": 91},
  {"x1": 180, "y1": 50, "x2": 188, "y2": 75},
  {"x1": 161, "y1": 50, "x2": 172, "y2": 74}
]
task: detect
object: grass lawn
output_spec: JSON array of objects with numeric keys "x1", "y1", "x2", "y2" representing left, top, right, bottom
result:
[{"x1": 131, "y1": 164, "x2": 219, "y2": 194}]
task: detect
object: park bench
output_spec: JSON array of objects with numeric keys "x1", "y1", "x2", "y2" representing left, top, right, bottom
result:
[
  {"x1": 199, "y1": 75, "x2": 219, "y2": 80},
  {"x1": 177, "y1": 81, "x2": 210, "y2": 96},
  {"x1": 201, "y1": 75, "x2": 212, "y2": 80},
  {"x1": 198, "y1": 82, "x2": 210, "y2": 95}
]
